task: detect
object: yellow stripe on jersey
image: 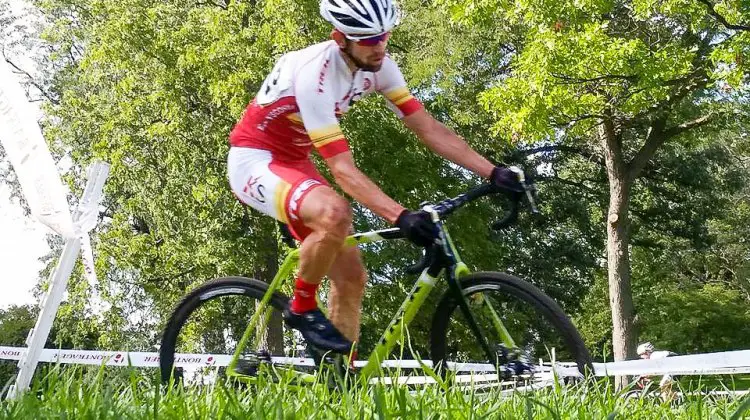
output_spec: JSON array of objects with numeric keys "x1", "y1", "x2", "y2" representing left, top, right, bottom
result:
[
  {"x1": 274, "y1": 181, "x2": 292, "y2": 224},
  {"x1": 309, "y1": 124, "x2": 344, "y2": 145},
  {"x1": 314, "y1": 134, "x2": 346, "y2": 148},
  {"x1": 286, "y1": 113, "x2": 303, "y2": 125},
  {"x1": 384, "y1": 87, "x2": 414, "y2": 106}
]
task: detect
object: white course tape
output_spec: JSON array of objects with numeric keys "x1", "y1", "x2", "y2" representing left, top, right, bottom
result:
[
  {"x1": 0, "y1": 346, "x2": 748, "y2": 377},
  {"x1": 0, "y1": 346, "x2": 229, "y2": 368},
  {"x1": 592, "y1": 350, "x2": 750, "y2": 376}
]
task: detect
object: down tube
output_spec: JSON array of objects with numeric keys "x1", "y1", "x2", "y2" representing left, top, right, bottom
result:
[
  {"x1": 359, "y1": 270, "x2": 438, "y2": 378},
  {"x1": 227, "y1": 250, "x2": 299, "y2": 374}
]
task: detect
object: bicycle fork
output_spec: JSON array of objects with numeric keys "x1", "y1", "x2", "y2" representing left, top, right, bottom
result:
[{"x1": 431, "y1": 212, "x2": 506, "y2": 367}]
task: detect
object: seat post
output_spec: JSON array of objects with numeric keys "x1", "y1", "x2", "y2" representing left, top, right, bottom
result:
[{"x1": 278, "y1": 221, "x2": 298, "y2": 249}]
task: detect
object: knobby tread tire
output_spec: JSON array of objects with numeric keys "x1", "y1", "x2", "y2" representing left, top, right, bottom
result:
[
  {"x1": 430, "y1": 271, "x2": 593, "y2": 376},
  {"x1": 159, "y1": 276, "x2": 290, "y2": 384}
]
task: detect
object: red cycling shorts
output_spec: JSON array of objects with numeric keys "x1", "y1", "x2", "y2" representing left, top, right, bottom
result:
[{"x1": 227, "y1": 147, "x2": 328, "y2": 240}]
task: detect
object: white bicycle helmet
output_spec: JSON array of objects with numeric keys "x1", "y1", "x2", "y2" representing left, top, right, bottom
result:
[
  {"x1": 320, "y1": 0, "x2": 400, "y2": 39},
  {"x1": 637, "y1": 342, "x2": 654, "y2": 355}
]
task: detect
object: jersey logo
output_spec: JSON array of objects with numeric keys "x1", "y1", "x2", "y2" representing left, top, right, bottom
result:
[
  {"x1": 335, "y1": 86, "x2": 367, "y2": 114},
  {"x1": 243, "y1": 176, "x2": 267, "y2": 204},
  {"x1": 318, "y1": 59, "x2": 330, "y2": 93},
  {"x1": 348, "y1": 90, "x2": 365, "y2": 107},
  {"x1": 292, "y1": 137, "x2": 312, "y2": 146},
  {"x1": 256, "y1": 103, "x2": 297, "y2": 131}
]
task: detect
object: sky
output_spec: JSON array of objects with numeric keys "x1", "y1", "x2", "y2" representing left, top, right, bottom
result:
[
  {"x1": 0, "y1": 0, "x2": 53, "y2": 309},
  {"x1": 0, "y1": 183, "x2": 50, "y2": 307}
]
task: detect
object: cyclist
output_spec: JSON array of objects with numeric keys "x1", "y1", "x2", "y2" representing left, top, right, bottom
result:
[
  {"x1": 227, "y1": 0, "x2": 523, "y2": 358},
  {"x1": 636, "y1": 342, "x2": 678, "y2": 401}
]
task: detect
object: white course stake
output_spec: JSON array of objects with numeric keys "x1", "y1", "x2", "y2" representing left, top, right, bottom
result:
[
  {"x1": 1, "y1": 58, "x2": 111, "y2": 398},
  {"x1": 7, "y1": 162, "x2": 110, "y2": 398}
]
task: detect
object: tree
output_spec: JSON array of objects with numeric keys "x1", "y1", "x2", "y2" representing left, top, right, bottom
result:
[
  {"x1": 575, "y1": 129, "x2": 750, "y2": 359},
  {"x1": 27, "y1": 0, "x2": 750, "y2": 378},
  {"x1": 443, "y1": 0, "x2": 750, "y2": 387},
  {"x1": 0, "y1": 305, "x2": 37, "y2": 387}
]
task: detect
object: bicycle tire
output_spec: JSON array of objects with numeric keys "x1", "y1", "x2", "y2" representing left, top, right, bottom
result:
[
  {"x1": 159, "y1": 276, "x2": 290, "y2": 384},
  {"x1": 430, "y1": 272, "x2": 593, "y2": 377}
]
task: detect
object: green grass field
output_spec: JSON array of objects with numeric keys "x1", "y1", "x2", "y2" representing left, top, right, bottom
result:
[{"x1": 1, "y1": 366, "x2": 749, "y2": 419}]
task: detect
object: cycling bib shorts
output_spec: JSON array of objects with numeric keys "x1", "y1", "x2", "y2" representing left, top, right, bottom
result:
[{"x1": 228, "y1": 147, "x2": 328, "y2": 240}]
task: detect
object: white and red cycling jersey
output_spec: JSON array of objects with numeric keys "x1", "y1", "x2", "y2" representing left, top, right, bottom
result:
[
  {"x1": 229, "y1": 40, "x2": 423, "y2": 160},
  {"x1": 228, "y1": 40, "x2": 422, "y2": 239}
]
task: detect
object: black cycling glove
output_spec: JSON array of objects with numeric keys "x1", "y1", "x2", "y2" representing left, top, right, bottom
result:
[
  {"x1": 491, "y1": 166, "x2": 525, "y2": 199},
  {"x1": 395, "y1": 210, "x2": 436, "y2": 247}
]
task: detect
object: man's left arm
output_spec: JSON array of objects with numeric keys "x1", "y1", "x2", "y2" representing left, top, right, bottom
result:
[{"x1": 403, "y1": 108, "x2": 495, "y2": 178}]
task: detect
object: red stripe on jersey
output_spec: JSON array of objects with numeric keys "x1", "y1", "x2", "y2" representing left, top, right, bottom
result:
[
  {"x1": 229, "y1": 97, "x2": 313, "y2": 161},
  {"x1": 316, "y1": 139, "x2": 350, "y2": 159},
  {"x1": 398, "y1": 98, "x2": 423, "y2": 117}
]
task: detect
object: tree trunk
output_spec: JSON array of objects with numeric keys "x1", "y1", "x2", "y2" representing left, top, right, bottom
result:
[
  {"x1": 600, "y1": 121, "x2": 637, "y2": 390},
  {"x1": 255, "y1": 301, "x2": 284, "y2": 355},
  {"x1": 253, "y1": 231, "x2": 284, "y2": 355}
]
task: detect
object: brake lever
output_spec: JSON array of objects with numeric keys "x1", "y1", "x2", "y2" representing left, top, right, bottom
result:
[
  {"x1": 491, "y1": 199, "x2": 519, "y2": 231},
  {"x1": 509, "y1": 166, "x2": 539, "y2": 215},
  {"x1": 525, "y1": 182, "x2": 539, "y2": 215},
  {"x1": 405, "y1": 245, "x2": 436, "y2": 275},
  {"x1": 405, "y1": 204, "x2": 441, "y2": 274},
  {"x1": 491, "y1": 167, "x2": 540, "y2": 231}
]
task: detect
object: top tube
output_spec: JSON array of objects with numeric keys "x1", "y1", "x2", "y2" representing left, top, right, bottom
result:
[{"x1": 343, "y1": 183, "x2": 505, "y2": 245}]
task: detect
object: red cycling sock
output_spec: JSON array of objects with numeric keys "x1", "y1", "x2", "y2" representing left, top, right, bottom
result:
[
  {"x1": 290, "y1": 277, "x2": 319, "y2": 313},
  {"x1": 348, "y1": 349, "x2": 358, "y2": 369}
]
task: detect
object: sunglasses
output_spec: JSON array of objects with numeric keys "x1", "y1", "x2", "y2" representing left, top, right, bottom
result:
[{"x1": 344, "y1": 32, "x2": 391, "y2": 46}]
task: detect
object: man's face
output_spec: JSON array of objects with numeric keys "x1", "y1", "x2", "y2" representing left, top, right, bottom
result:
[
  {"x1": 341, "y1": 33, "x2": 390, "y2": 72},
  {"x1": 639, "y1": 351, "x2": 651, "y2": 359}
]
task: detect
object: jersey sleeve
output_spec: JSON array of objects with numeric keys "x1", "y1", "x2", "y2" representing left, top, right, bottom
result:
[
  {"x1": 295, "y1": 59, "x2": 350, "y2": 159},
  {"x1": 375, "y1": 57, "x2": 423, "y2": 118}
]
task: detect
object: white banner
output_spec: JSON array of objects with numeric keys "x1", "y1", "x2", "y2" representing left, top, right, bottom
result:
[
  {"x1": 0, "y1": 61, "x2": 75, "y2": 238},
  {"x1": 1, "y1": 346, "x2": 749, "y2": 376},
  {"x1": 0, "y1": 346, "x2": 231, "y2": 369}
]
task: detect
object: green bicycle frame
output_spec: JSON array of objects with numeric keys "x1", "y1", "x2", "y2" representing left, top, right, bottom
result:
[{"x1": 226, "y1": 223, "x2": 514, "y2": 382}]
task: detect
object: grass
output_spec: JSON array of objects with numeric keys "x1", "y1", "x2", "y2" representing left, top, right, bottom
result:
[{"x1": 0, "y1": 365, "x2": 748, "y2": 419}]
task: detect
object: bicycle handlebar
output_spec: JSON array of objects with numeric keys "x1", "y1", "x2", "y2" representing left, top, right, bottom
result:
[{"x1": 405, "y1": 173, "x2": 538, "y2": 274}]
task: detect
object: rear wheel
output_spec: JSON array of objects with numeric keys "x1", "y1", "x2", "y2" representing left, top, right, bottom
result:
[
  {"x1": 430, "y1": 272, "x2": 592, "y2": 381},
  {"x1": 159, "y1": 277, "x2": 298, "y2": 384}
]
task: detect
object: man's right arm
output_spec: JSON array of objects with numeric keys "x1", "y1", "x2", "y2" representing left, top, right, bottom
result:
[
  {"x1": 294, "y1": 57, "x2": 408, "y2": 225},
  {"x1": 324, "y1": 151, "x2": 405, "y2": 224}
]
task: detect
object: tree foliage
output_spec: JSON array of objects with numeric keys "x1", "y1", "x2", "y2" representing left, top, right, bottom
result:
[
  {"x1": 1, "y1": 0, "x2": 748, "y2": 368},
  {"x1": 442, "y1": 0, "x2": 750, "y2": 378}
]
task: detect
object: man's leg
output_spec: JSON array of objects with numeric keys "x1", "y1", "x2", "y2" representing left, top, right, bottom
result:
[
  {"x1": 227, "y1": 148, "x2": 353, "y2": 353},
  {"x1": 282, "y1": 185, "x2": 355, "y2": 352},
  {"x1": 326, "y1": 246, "x2": 367, "y2": 342}
]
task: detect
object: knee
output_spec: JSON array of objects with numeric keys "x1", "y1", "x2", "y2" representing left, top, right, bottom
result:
[{"x1": 318, "y1": 199, "x2": 352, "y2": 237}]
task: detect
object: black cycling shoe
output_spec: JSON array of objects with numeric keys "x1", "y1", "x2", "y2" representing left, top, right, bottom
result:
[
  {"x1": 282, "y1": 307, "x2": 354, "y2": 354},
  {"x1": 306, "y1": 343, "x2": 337, "y2": 366}
]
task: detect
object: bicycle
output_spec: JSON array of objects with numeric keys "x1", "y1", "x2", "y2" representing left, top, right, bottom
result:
[{"x1": 159, "y1": 175, "x2": 593, "y2": 387}]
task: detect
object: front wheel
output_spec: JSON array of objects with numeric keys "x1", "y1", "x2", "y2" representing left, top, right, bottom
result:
[{"x1": 430, "y1": 272, "x2": 592, "y2": 379}]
